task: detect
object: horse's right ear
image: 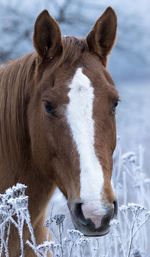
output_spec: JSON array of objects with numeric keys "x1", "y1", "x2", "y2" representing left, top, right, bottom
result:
[{"x1": 33, "y1": 10, "x2": 62, "y2": 59}]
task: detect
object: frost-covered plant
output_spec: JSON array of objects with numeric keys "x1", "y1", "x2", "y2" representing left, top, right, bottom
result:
[
  {"x1": 0, "y1": 184, "x2": 36, "y2": 257},
  {"x1": 43, "y1": 201, "x2": 150, "y2": 257},
  {"x1": 45, "y1": 214, "x2": 90, "y2": 257},
  {"x1": 108, "y1": 204, "x2": 150, "y2": 257},
  {"x1": 0, "y1": 144, "x2": 150, "y2": 257}
]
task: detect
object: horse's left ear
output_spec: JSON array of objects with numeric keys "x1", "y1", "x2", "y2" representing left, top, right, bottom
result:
[
  {"x1": 33, "y1": 10, "x2": 62, "y2": 59},
  {"x1": 87, "y1": 7, "x2": 117, "y2": 66}
]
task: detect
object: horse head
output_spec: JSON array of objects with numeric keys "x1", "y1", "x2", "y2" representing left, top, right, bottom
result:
[{"x1": 28, "y1": 7, "x2": 119, "y2": 236}]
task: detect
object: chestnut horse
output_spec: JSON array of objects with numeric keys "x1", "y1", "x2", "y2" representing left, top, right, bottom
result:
[{"x1": 0, "y1": 7, "x2": 119, "y2": 256}]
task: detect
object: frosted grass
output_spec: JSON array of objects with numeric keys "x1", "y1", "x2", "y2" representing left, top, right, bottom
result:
[{"x1": 0, "y1": 143, "x2": 150, "y2": 257}]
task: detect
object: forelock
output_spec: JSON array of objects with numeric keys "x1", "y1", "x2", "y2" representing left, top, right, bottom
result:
[{"x1": 61, "y1": 37, "x2": 88, "y2": 64}]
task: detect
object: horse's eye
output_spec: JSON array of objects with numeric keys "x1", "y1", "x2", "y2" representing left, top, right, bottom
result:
[
  {"x1": 43, "y1": 101, "x2": 55, "y2": 115},
  {"x1": 112, "y1": 100, "x2": 118, "y2": 113}
]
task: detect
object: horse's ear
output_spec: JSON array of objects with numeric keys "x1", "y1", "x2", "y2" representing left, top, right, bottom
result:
[
  {"x1": 86, "y1": 7, "x2": 117, "y2": 65},
  {"x1": 33, "y1": 10, "x2": 62, "y2": 59}
]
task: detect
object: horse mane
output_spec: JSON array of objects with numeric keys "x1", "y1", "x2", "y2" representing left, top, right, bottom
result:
[
  {"x1": 0, "y1": 37, "x2": 87, "y2": 168},
  {"x1": 0, "y1": 54, "x2": 36, "y2": 168}
]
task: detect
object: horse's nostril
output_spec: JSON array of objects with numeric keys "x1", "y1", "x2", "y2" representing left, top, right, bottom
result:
[
  {"x1": 100, "y1": 207, "x2": 114, "y2": 229},
  {"x1": 113, "y1": 200, "x2": 118, "y2": 218},
  {"x1": 74, "y1": 203, "x2": 88, "y2": 226}
]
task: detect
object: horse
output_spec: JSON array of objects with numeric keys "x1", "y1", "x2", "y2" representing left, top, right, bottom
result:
[{"x1": 0, "y1": 7, "x2": 119, "y2": 256}]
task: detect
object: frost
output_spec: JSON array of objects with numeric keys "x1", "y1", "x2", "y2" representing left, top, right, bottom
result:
[
  {"x1": 0, "y1": 149, "x2": 150, "y2": 257},
  {"x1": 0, "y1": 184, "x2": 36, "y2": 257},
  {"x1": 67, "y1": 230, "x2": 83, "y2": 242}
]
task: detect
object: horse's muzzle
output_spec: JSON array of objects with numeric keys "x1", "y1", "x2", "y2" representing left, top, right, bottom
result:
[{"x1": 68, "y1": 200, "x2": 117, "y2": 237}]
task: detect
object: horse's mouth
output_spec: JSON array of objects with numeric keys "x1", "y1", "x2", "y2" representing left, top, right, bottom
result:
[
  {"x1": 71, "y1": 216, "x2": 110, "y2": 237},
  {"x1": 68, "y1": 203, "x2": 111, "y2": 237}
]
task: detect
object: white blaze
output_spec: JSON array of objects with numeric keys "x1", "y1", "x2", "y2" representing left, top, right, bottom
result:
[{"x1": 66, "y1": 68, "x2": 104, "y2": 202}]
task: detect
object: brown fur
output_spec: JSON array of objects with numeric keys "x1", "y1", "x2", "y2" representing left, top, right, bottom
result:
[{"x1": 0, "y1": 7, "x2": 118, "y2": 256}]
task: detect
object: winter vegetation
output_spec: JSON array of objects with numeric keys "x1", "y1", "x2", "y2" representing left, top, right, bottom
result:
[
  {"x1": 0, "y1": 142, "x2": 150, "y2": 257},
  {"x1": 0, "y1": 0, "x2": 150, "y2": 256}
]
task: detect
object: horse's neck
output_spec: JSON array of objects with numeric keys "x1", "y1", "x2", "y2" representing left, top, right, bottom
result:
[
  {"x1": 0, "y1": 157, "x2": 56, "y2": 255},
  {"x1": 0, "y1": 57, "x2": 56, "y2": 256},
  {"x1": 0, "y1": 55, "x2": 56, "y2": 202},
  {"x1": 0, "y1": 158, "x2": 55, "y2": 212}
]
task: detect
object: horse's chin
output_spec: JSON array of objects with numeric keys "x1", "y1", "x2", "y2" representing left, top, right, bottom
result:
[
  {"x1": 72, "y1": 218, "x2": 110, "y2": 237},
  {"x1": 76, "y1": 226, "x2": 110, "y2": 237}
]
